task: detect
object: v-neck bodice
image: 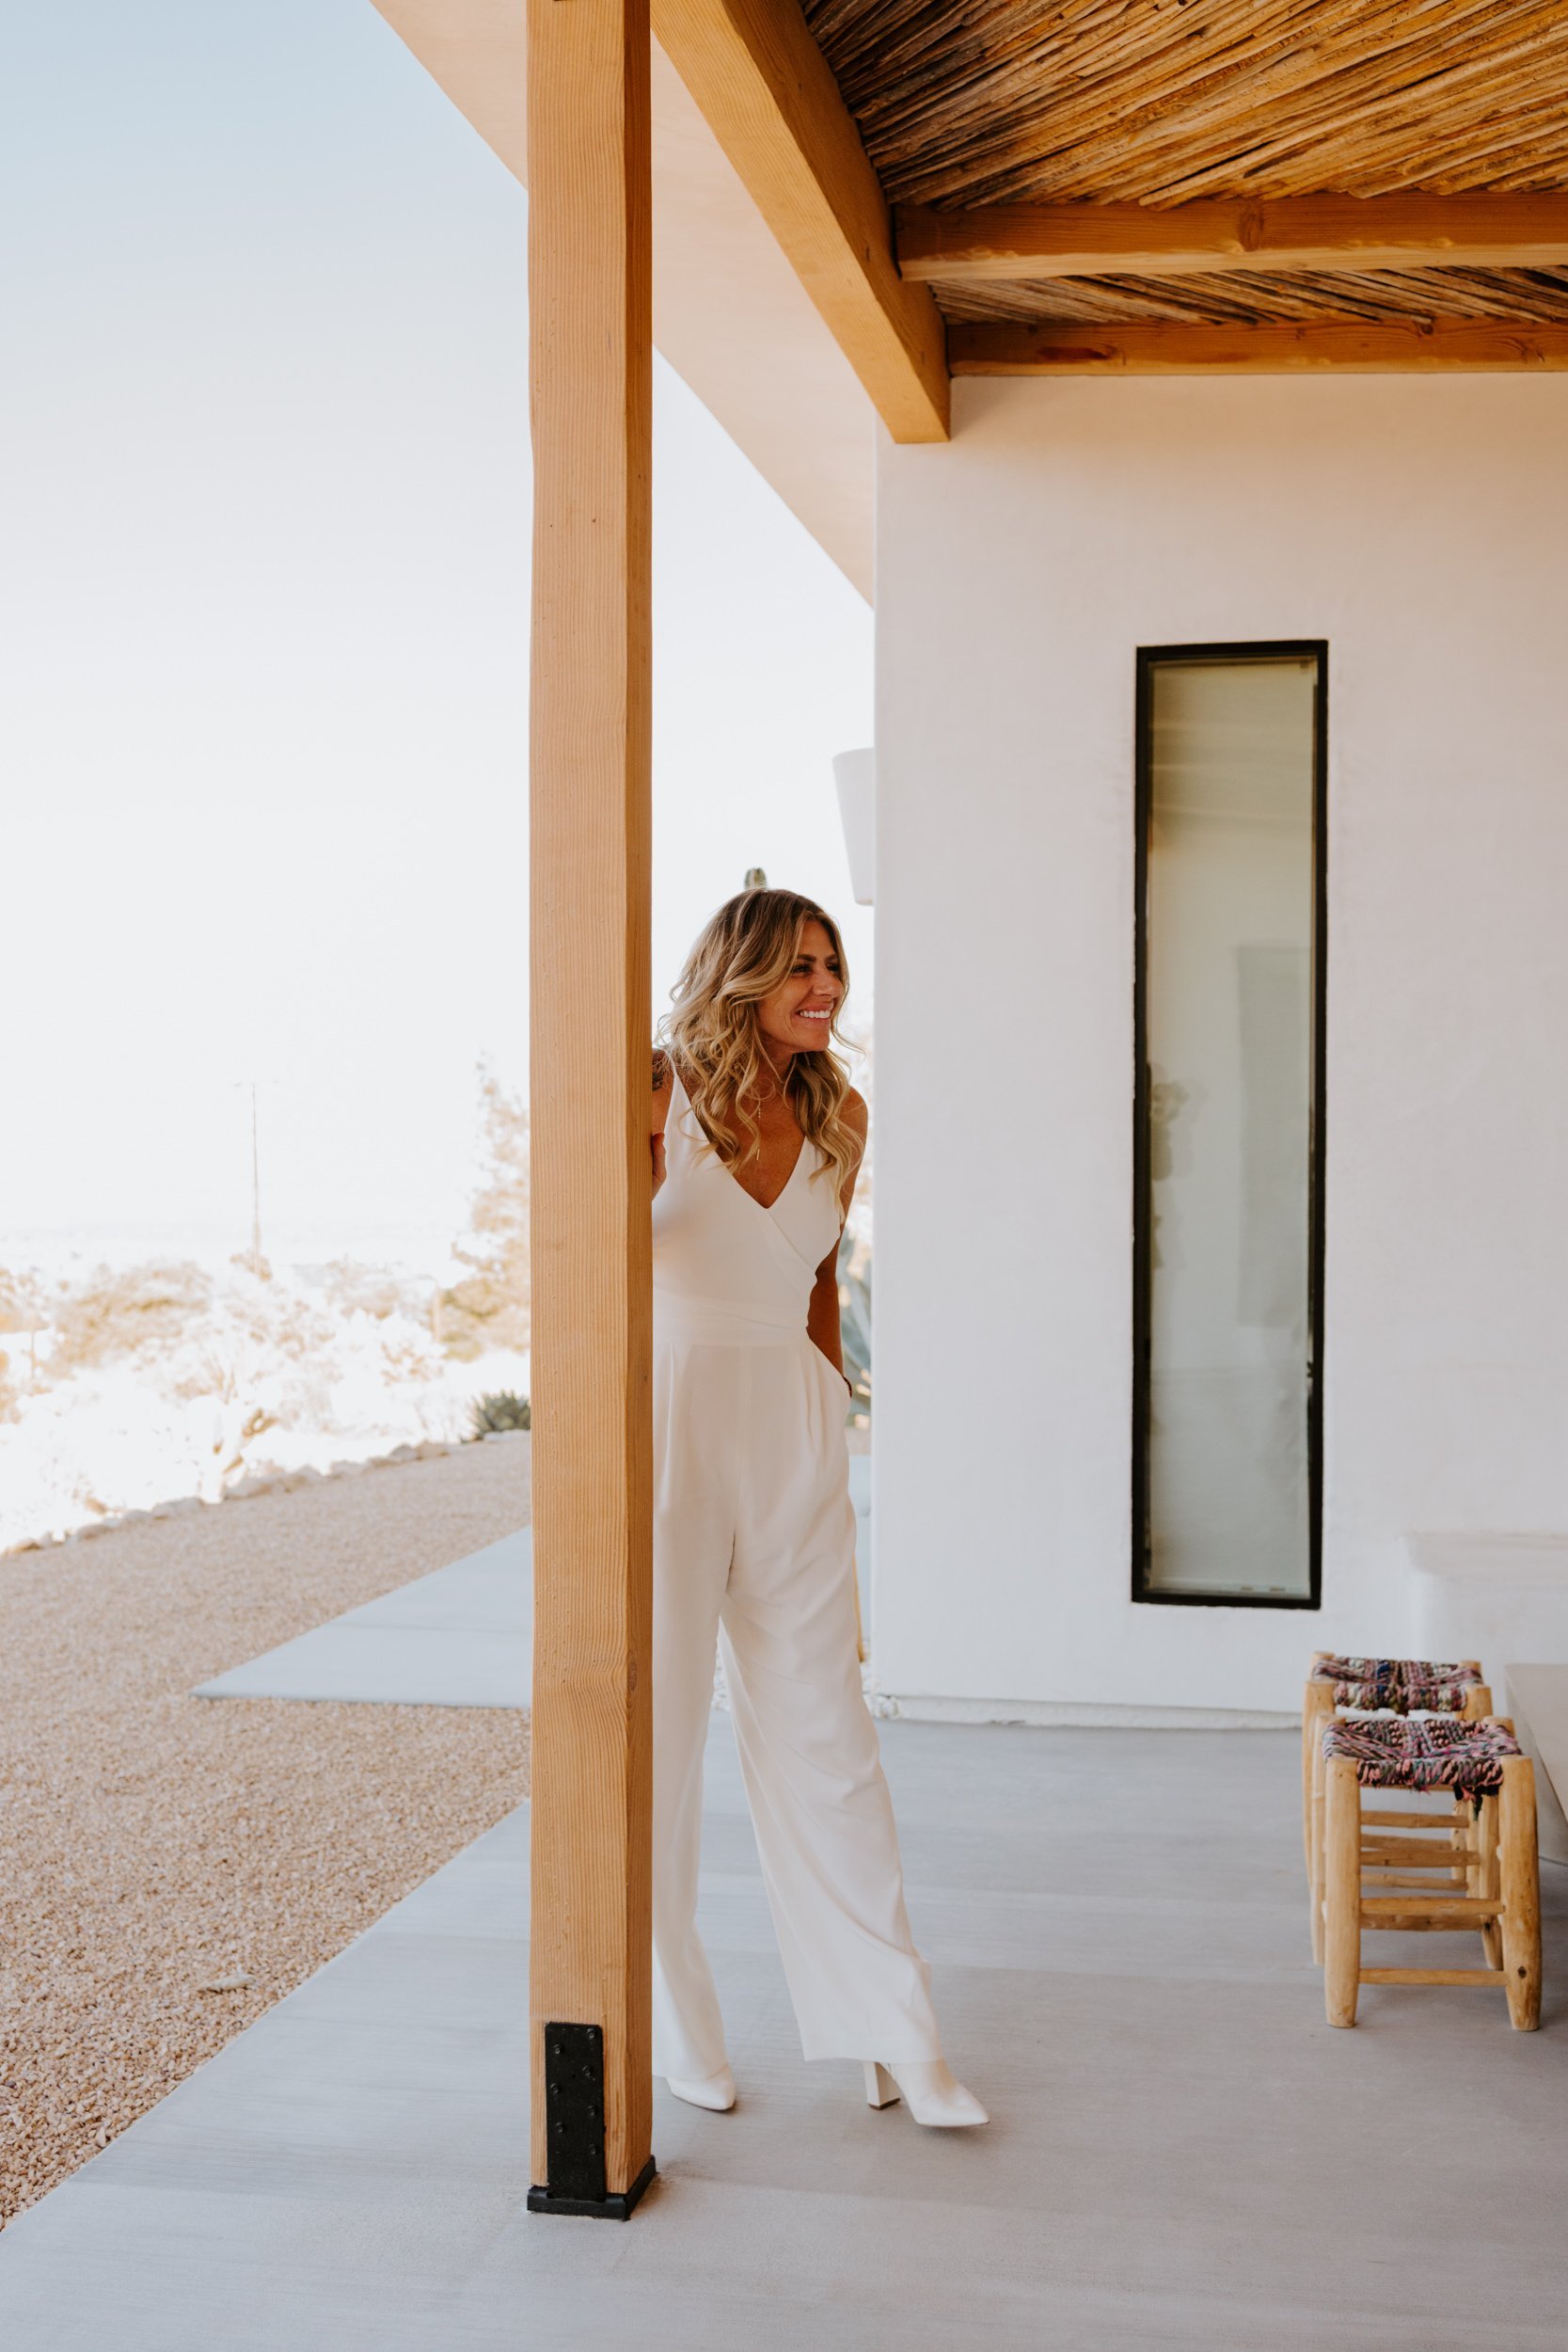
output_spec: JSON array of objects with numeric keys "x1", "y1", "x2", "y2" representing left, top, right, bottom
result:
[{"x1": 652, "y1": 1071, "x2": 840, "y2": 1343}]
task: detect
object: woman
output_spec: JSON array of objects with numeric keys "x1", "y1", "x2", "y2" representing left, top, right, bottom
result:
[{"x1": 649, "y1": 887, "x2": 986, "y2": 2130}]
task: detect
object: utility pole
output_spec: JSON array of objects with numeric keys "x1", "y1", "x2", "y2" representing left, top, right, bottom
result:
[
  {"x1": 249, "y1": 1080, "x2": 263, "y2": 1273},
  {"x1": 230, "y1": 1078, "x2": 271, "y2": 1278}
]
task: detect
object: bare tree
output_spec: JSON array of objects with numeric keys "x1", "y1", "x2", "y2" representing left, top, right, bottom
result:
[
  {"x1": 439, "y1": 1063, "x2": 531, "y2": 1361},
  {"x1": 0, "y1": 1267, "x2": 47, "y2": 1414}
]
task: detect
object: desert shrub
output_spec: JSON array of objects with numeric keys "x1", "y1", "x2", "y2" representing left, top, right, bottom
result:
[
  {"x1": 318, "y1": 1259, "x2": 426, "y2": 1323},
  {"x1": 49, "y1": 1261, "x2": 214, "y2": 1375},
  {"x1": 469, "y1": 1390, "x2": 531, "y2": 1437},
  {"x1": 837, "y1": 1232, "x2": 871, "y2": 1418}
]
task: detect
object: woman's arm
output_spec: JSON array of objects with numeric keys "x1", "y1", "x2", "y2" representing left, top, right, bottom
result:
[
  {"x1": 806, "y1": 1089, "x2": 867, "y2": 1387},
  {"x1": 806, "y1": 1251, "x2": 844, "y2": 1380}
]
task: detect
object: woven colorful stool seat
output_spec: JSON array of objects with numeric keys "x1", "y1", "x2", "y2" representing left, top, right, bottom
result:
[
  {"x1": 1322, "y1": 1713, "x2": 1521, "y2": 1795},
  {"x1": 1309, "y1": 1655, "x2": 1484, "y2": 1713},
  {"x1": 1301, "y1": 1652, "x2": 1492, "y2": 1961},
  {"x1": 1318, "y1": 1715, "x2": 1541, "y2": 2030}
]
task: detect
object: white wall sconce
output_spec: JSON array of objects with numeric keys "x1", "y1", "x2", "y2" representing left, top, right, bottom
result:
[{"x1": 832, "y1": 747, "x2": 875, "y2": 906}]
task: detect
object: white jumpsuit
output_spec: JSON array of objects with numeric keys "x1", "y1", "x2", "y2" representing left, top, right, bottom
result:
[{"x1": 651, "y1": 1072, "x2": 942, "y2": 2079}]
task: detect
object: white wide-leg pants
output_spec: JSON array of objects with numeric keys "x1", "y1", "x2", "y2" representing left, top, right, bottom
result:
[{"x1": 651, "y1": 1326, "x2": 942, "y2": 2080}]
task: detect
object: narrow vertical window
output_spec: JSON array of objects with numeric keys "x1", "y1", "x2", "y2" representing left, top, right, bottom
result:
[{"x1": 1134, "y1": 645, "x2": 1326, "y2": 1606}]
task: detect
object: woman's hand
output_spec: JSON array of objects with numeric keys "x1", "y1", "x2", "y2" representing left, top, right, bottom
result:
[{"x1": 651, "y1": 1048, "x2": 672, "y2": 1198}]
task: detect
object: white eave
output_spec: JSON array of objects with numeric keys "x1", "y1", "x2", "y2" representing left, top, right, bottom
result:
[{"x1": 370, "y1": 0, "x2": 875, "y2": 599}]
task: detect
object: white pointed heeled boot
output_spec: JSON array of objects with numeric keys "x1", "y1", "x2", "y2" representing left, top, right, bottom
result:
[
  {"x1": 863, "y1": 2059, "x2": 988, "y2": 2128},
  {"x1": 665, "y1": 2064, "x2": 736, "y2": 2112}
]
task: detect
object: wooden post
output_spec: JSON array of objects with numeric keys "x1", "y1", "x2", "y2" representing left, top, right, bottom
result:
[{"x1": 526, "y1": 0, "x2": 656, "y2": 2218}]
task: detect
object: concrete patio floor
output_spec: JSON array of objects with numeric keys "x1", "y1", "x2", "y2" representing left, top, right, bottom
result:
[{"x1": 2, "y1": 1718, "x2": 1564, "y2": 2350}]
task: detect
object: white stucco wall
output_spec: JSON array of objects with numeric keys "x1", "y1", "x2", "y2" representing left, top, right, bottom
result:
[{"x1": 872, "y1": 374, "x2": 1568, "y2": 1719}]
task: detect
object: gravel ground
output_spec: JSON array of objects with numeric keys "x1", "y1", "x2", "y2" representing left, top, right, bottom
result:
[{"x1": 0, "y1": 1439, "x2": 532, "y2": 2225}]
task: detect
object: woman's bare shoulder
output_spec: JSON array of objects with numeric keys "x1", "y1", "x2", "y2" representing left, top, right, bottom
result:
[
  {"x1": 841, "y1": 1086, "x2": 869, "y2": 1140},
  {"x1": 652, "y1": 1047, "x2": 674, "y2": 1136}
]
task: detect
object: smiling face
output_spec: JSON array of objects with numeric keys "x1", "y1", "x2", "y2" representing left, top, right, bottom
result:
[{"x1": 755, "y1": 917, "x2": 844, "y2": 1062}]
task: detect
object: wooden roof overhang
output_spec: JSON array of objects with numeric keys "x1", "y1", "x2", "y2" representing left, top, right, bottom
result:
[
  {"x1": 372, "y1": 1, "x2": 1568, "y2": 578},
  {"x1": 654, "y1": 0, "x2": 1568, "y2": 436}
]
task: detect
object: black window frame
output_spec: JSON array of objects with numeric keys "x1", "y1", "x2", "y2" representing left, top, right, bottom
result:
[{"x1": 1132, "y1": 640, "x2": 1328, "y2": 1611}]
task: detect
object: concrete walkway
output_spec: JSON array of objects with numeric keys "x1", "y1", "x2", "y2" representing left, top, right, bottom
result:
[
  {"x1": 3, "y1": 1719, "x2": 1564, "y2": 2350},
  {"x1": 196, "y1": 1531, "x2": 535, "y2": 1709},
  {"x1": 194, "y1": 1459, "x2": 872, "y2": 1713}
]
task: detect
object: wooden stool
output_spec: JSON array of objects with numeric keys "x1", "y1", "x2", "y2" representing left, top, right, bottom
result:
[
  {"x1": 1320, "y1": 1715, "x2": 1541, "y2": 2029},
  {"x1": 1303, "y1": 1656, "x2": 1492, "y2": 1961}
]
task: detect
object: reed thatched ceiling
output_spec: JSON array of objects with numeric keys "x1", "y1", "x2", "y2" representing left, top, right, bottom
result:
[
  {"x1": 801, "y1": 0, "x2": 1568, "y2": 332},
  {"x1": 802, "y1": 0, "x2": 1568, "y2": 209},
  {"x1": 932, "y1": 263, "x2": 1568, "y2": 328}
]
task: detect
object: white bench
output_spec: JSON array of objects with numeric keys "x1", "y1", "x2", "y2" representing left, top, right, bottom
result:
[
  {"x1": 1405, "y1": 1533, "x2": 1568, "y2": 1866},
  {"x1": 1501, "y1": 1665, "x2": 1568, "y2": 1867}
]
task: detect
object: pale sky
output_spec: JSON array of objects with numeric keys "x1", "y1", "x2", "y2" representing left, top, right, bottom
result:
[{"x1": 1, "y1": 1, "x2": 874, "y2": 1270}]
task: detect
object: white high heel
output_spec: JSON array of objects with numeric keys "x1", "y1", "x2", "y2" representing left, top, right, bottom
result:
[
  {"x1": 665, "y1": 2064, "x2": 736, "y2": 2112},
  {"x1": 863, "y1": 2059, "x2": 988, "y2": 2128}
]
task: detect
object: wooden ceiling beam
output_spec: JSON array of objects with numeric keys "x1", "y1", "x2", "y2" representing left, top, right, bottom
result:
[
  {"x1": 653, "y1": 0, "x2": 949, "y2": 440},
  {"x1": 950, "y1": 319, "x2": 1568, "y2": 374},
  {"x1": 900, "y1": 194, "x2": 1568, "y2": 285}
]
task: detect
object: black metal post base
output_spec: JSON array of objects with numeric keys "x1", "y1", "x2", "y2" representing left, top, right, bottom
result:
[{"x1": 528, "y1": 2154, "x2": 656, "y2": 2221}]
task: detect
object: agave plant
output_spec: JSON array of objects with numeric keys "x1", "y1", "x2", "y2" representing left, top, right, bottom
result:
[
  {"x1": 468, "y1": 1390, "x2": 531, "y2": 1437},
  {"x1": 836, "y1": 1233, "x2": 871, "y2": 1419}
]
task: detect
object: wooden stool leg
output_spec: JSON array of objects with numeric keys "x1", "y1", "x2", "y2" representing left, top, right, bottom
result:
[
  {"x1": 1459, "y1": 1677, "x2": 1490, "y2": 1894},
  {"x1": 1497, "y1": 1756, "x2": 1542, "y2": 2030},
  {"x1": 1309, "y1": 1740, "x2": 1326, "y2": 1963},
  {"x1": 1303, "y1": 1673, "x2": 1331, "y2": 1875},
  {"x1": 1474, "y1": 1793, "x2": 1502, "y2": 1968},
  {"x1": 1307, "y1": 1690, "x2": 1333, "y2": 1963},
  {"x1": 1458, "y1": 1684, "x2": 1493, "y2": 1899},
  {"x1": 1323, "y1": 1756, "x2": 1362, "y2": 2027}
]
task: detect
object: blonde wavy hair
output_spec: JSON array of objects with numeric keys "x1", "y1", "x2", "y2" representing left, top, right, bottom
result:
[{"x1": 657, "y1": 889, "x2": 861, "y2": 1198}]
